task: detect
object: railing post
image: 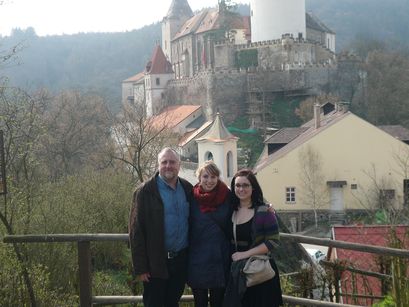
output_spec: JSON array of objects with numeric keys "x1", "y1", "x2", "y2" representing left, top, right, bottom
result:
[{"x1": 78, "y1": 241, "x2": 92, "y2": 307}]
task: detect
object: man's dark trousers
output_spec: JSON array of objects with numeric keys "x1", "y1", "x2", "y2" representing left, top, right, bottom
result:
[{"x1": 143, "y1": 250, "x2": 187, "y2": 307}]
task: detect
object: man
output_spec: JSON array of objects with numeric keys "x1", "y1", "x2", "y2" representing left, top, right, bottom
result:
[{"x1": 129, "y1": 147, "x2": 193, "y2": 307}]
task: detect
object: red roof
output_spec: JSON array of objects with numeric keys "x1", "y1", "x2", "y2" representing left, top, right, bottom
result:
[
  {"x1": 123, "y1": 72, "x2": 145, "y2": 83},
  {"x1": 330, "y1": 225, "x2": 409, "y2": 306},
  {"x1": 145, "y1": 45, "x2": 174, "y2": 75},
  {"x1": 149, "y1": 105, "x2": 201, "y2": 131}
]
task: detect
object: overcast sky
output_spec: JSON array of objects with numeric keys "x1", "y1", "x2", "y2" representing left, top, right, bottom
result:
[{"x1": 0, "y1": 0, "x2": 249, "y2": 37}]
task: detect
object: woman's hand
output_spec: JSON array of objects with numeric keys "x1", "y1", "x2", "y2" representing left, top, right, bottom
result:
[
  {"x1": 232, "y1": 243, "x2": 269, "y2": 261},
  {"x1": 232, "y1": 251, "x2": 250, "y2": 261},
  {"x1": 138, "y1": 272, "x2": 151, "y2": 282}
]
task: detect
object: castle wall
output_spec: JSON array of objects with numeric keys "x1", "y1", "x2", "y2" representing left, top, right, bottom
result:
[
  {"x1": 165, "y1": 62, "x2": 337, "y2": 123},
  {"x1": 172, "y1": 35, "x2": 196, "y2": 78},
  {"x1": 165, "y1": 69, "x2": 247, "y2": 122},
  {"x1": 214, "y1": 43, "x2": 236, "y2": 69}
]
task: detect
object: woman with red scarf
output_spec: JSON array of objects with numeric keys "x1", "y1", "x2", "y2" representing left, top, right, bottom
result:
[{"x1": 187, "y1": 161, "x2": 232, "y2": 307}]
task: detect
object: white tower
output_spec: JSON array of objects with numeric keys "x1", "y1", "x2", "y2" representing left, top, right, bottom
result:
[
  {"x1": 162, "y1": 0, "x2": 193, "y2": 62},
  {"x1": 196, "y1": 113, "x2": 238, "y2": 185},
  {"x1": 250, "y1": 0, "x2": 306, "y2": 43}
]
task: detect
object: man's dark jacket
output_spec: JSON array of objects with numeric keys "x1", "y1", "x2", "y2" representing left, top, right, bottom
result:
[{"x1": 128, "y1": 172, "x2": 193, "y2": 278}]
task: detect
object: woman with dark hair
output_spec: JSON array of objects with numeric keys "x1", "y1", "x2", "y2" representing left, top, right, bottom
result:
[
  {"x1": 187, "y1": 161, "x2": 231, "y2": 307},
  {"x1": 228, "y1": 169, "x2": 283, "y2": 307}
]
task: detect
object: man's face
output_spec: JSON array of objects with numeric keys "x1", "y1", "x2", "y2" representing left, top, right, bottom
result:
[{"x1": 158, "y1": 150, "x2": 180, "y2": 183}]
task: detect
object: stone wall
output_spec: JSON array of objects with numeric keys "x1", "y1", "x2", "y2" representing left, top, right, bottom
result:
[{"x1": 165, "y1": 69, "x2": 248, "y2": 122}]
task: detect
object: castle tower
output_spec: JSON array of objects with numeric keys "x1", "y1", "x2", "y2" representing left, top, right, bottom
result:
[
  {"x1": 144, "y1": 45, "x2": 174, "y2": 117},
  {"x1": 250, "y1": 0, "x2": 306, "y2": 42},
  {"x1": 196, "y1": 113, "x2": 238, "y2": 185},
  {"x1": 162, "y1": 0, "x2": 193, "y2": 62}
]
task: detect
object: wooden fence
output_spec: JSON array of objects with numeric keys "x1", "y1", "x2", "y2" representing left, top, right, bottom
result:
[{"x1": 4, "y1": 233, "x2": 409, "y2": 307}]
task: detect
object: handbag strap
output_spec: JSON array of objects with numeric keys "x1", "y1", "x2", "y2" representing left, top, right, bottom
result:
[{"x1": 232, "y1": 211, "x2": 238, "y2": 251}]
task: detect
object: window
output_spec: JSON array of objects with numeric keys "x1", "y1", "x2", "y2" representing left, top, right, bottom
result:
[
  {"x1": 227, "y1": 151, "x2": 233, "y2": 177},
  {"x1": 351, "y1": 184, "x2": 358, "y2": 190},
  {"x1": 404, "y1": 179, "x2": 409, "y2": 206},
  {"x1": 156, "y1": 78, "x2": 160, "y2": 85},
  {"x1": 286, "y1": 187, "x2": 296, "y2": 203},
  {"x1": 205, "y1": 151, "x2": 213, "y2": 161}
]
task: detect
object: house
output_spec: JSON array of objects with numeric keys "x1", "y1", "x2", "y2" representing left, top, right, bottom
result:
[
  {"x1": 253, "y1": 102, "x2": 409, "y2": 229},
  {"x1": 146, "y1": 106, "x2": 238, "y2": 184},
  {"x1": 149, "y1": 104, "x2": 211, "y2": 162},
  {"x1": 328, "y1": 225, "x2": 409, "y2": 306},
  {"x1": 124, "y1": 45, "x2": 174, "y2": 117}
]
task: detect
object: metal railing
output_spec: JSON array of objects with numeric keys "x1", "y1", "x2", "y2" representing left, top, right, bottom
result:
[{"x1": 4, "y1": 232, "x2": 409, "y2": 307}]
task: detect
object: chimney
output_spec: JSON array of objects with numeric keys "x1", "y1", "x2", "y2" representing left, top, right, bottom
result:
[{"x1": 314, "y1": 103, "x2": 321, "y2": 129}]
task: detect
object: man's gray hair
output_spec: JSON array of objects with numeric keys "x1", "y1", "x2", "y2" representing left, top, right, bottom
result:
[{"x1": 157, "y1": 147, "x2": 180, "y2": 163}]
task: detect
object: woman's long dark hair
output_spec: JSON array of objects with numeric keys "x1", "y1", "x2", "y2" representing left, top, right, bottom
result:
[{"x1": 230, "y1": 169, "x2": 264, "y2": 210}]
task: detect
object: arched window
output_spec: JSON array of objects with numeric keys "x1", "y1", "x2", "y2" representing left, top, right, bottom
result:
[
  {"x1": 205, "y1": 151, "x2": 214, "y2": 161},
  {"x1": 227, "y1": 151, "x2": 233, "y2": 177}
]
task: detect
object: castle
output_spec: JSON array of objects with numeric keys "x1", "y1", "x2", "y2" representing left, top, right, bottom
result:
[{"x1": 122, "y1": 0, "x2": 357, "y2": 130}]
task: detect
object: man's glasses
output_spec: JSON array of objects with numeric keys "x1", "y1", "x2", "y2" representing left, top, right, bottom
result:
[{"x1": 235, "y1": 183, "x2": 251, "y2": 189}]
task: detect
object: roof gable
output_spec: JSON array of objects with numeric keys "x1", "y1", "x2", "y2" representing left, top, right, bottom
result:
[
  {"x1": 173, "y1": 10, "x2": 209, "y2": 40},
  {"x1": 145, "y1": 45, "x2": 174, "y2": 75},
  {"x1": 254, "y1": 110, "x2": 350, "y2": 172},
  {"x1": 196, "y1": 113, "x2": 238, "y2": 143},
  {"x1": 306, "y1": 12, "x2": 335, "y2": 34},
  {"x1": 195, "y1": 9, "x2": 220, "y2": 34}
]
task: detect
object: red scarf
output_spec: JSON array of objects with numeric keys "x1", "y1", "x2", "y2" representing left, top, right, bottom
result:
[{"x1": 193, "y1": 180, "x2": 229, "y2": 213}]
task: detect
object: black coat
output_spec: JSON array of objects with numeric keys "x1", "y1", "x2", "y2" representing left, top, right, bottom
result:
[{"x1": 128, "y1": 172, "x2": 193, "y2": 278}]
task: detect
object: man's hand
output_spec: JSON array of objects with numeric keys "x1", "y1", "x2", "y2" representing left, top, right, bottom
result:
[{"x1": 138, "y1": 272, "x2": 151, "y2": 282}]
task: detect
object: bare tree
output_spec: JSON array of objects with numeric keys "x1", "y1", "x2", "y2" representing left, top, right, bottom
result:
[
  {"x1": 298, "y1": 144, "x2": 329, "y2": 227},
  {"x1": 40, "y1": 90, "x2": 112, "y2": 179},
  {"x1": 0, "y1": 83, "x2": 49, "y2": 307},
  {"x1": 350, "y1": 164, "x2": 402, "y2": 224},
  {"x1": 355, "y1": 50, "x2": 409, "y2": 128},
  {"x1": 392, "y1": 144, "x2": 409, "y2": 211},
  {"x1": 110, "y1": 101, "x2": 177, "y2": 183}
]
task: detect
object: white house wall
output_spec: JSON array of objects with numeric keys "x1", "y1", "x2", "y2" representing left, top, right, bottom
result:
[{"x1": 256, "y1": 114, "x2": 408, "y2": 211}]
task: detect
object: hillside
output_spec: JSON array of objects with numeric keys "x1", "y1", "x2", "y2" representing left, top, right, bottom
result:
[
  {"x1": 0, "y1": 0, "x2": 408, "y2": 111},
  {"x1": 0, "y1": 24, "x2": 160, "y2": 111}
]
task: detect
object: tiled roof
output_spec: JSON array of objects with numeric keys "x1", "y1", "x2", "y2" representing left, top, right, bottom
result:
[
  {"x1": 264, "y1": 127, "x2": 309, "y2": 144},
  {"x1": 173, "y1": 10, "x2": 209, "y2": 40},
  {"x1": 231, "y1": 16, "x2": 251, "y2": 40},
  {"x1": 377, "y1": 125, "x2": 409, "y2": 142},
  {"x1": 145, "y1": 45, "x2": 174, "y2": 75},
  {"x1": 166, "y1": 0, "x2": 193, "y2": 19},
  {"x1": 179, "y1": 120, "x2": 213, "y2": 147},
  {"x1": 196, "y1": 113, "x2": 238, "y2": 143},
  {"x1": 195, "y1": 9, "x2": 220, "y2": 34},
  {"x1": 306, "y1": 12, "x2": 335, "y2": 34},
  {"x1": 149, "y1": 105, "x2": 201, "y2": 131},
  {"x1": 330, "y1": 225, "x2": 409, "y2": 306},
  {"x1": 254, "y1": 110, "x2": 349, "y2": 173},
  {"x1": 174, "y1": 9, "x2": 250, "y2": 40},
  {"x1": 123, "y1": 72, "x2": 144, "y2": 83}
]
